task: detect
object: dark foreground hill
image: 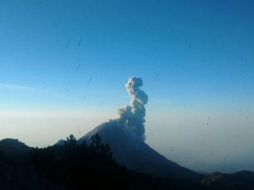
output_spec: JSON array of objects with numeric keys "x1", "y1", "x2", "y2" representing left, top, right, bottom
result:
[
  {"x1": 0, "y1": 139, "x2": 63, "y2": 190},
  {"x1": 0, "y1": 137, "x2": 195, "y2": 190}
]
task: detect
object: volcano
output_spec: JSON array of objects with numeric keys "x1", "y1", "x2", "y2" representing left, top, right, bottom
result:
[{"x1": 78, "y1": 120, "x2": 203, "y2": 182}]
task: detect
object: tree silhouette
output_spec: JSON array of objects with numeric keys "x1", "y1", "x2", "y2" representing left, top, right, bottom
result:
[{"x1": 11, "y1": 134, "x2": 179, "y2": 190}]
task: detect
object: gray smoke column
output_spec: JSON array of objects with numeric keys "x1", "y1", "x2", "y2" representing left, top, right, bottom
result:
[{"x1": 118, "y1": 77, "x2": 148, "y2": 141}]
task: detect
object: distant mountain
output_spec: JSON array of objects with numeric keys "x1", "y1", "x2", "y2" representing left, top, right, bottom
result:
[
  {"x1": 202, "y1": 171, "x2": 254, "y2": 189},
  {"x1": 79, "y1": 120, "x2": 203, "y2": 183}
]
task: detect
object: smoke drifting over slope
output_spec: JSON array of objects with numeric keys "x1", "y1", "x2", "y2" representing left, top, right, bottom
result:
[{"x1": 118, "y1": 77, "x2": 148, "y2": 141}]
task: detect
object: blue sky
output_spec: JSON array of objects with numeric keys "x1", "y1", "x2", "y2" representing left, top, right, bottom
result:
[
  {"x1": 0, "y1": 0, "x2": 254, "y2": 172},
  {"x1": 0, "y1": 0, "x2": 253, "y2": 111}
]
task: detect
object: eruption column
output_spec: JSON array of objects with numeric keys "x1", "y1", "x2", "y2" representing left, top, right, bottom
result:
[{"x1": 118, "y1": 77, "x2": 148, "y2": 141}]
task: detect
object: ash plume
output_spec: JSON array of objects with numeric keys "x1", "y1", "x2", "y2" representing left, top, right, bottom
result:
[{"x1": 118, "y1": 77, "x2": 148, "y2": 141}]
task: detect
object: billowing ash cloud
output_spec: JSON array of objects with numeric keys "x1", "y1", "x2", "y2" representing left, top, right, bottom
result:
[{"x1": 118, "y1": 77, "x2": 148, "y2": 141}]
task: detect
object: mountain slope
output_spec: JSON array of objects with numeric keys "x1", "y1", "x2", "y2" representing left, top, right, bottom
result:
[{"x1": 79, "y1": 120, "x2": 203, "y2": 182}]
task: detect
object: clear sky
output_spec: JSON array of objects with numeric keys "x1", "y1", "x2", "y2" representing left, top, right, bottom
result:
[{"x1": 0, "y1": 0, "x2": 254, "y2": 173}]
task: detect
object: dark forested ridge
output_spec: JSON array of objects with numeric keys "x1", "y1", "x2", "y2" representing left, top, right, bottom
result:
[
  {"x1": 0, "y1": 135, "x2": 254, "y2": 190},
  {"x1": 0, "y1": 135, "x2": 195, "y2": 190}
]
